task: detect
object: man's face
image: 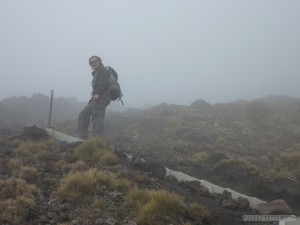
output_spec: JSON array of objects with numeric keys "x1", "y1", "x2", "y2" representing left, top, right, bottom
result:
[{"x1": 89, "y1": 57, "x2": 101, "y2": 70}]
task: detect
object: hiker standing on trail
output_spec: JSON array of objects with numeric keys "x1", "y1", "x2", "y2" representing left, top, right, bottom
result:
[{"x1": 78, "y1": 56, "x2": 111, "y2": 139}]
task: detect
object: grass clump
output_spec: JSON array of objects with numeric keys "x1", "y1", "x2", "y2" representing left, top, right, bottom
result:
[
  {"x1": 74, "y1": 137, "x2": 119, "y2": 165},
  {"x1": 18, "y1": 166, "x2": 38, "y2": 183},
  {"x1": 16, "y1": 139, "x2": 59, "y2": 161},
  {"x1": 0, "y1": 178, "x2": 41, "y2": 224},
  {"x1": 55, "y1": 168, "x2": 132, "y2": 205},
  {"x1": 190, "y1": 151, "x2": 208, "y2": 164},
  {"x1": 126, "y1": 188, "x2": 183, "y2": 225},
  {"x1": 126, "y1": 188, "x2": 151, "y2": 207},
  {"x1": 0, "y1": 158, "x2": 22, "y2": 177},
  {"x1": 188, "y1": 202, "x2": 211, "y2": 221}
]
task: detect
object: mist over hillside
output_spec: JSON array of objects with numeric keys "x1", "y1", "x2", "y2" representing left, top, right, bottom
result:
[
  {"x1": 2, "y1": 94, "x2": 300, "y2": 130},
  {"x1": 53, "y1": 94, "x2": 300, "y2": 214},
  {"x1": 0, "y1": 94, "x2": 86, "y2": 127},
  {"x1": 1, "y1": 94, "x2": 300, "y2": 216}
]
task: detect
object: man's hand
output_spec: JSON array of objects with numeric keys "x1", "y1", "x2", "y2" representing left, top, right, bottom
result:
[{"x1": 92, "y1": 94, "x2": 100, "y2": 102}]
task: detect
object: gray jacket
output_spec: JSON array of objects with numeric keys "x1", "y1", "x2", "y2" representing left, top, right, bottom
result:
[{"x1": 91, "y1": 66, "x2": 110, "y2": 104}]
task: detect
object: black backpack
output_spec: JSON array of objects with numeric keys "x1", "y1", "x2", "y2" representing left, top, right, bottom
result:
[{"x1": 106, "y1": 66, "x2": 124, "y2": 105}]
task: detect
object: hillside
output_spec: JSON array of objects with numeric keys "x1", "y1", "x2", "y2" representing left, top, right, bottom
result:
[
  {"x1": 0, "y1": 95, "x2": 299, "y2": 224},
  {"x1": 0, "y1": 126, "x2": 268, "y2": 225},
  {"x1": 57, "y1": 95, "x2": 300, "y2": 214}
]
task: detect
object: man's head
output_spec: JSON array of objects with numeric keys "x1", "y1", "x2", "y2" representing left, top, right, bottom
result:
[{"x1": 89, "y1": 56, "x2": 102, "y2": 70}]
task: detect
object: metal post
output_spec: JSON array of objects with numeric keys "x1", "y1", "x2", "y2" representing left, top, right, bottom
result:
[{"x1": 48, "y1": 90, "x2": 54, "y2": 126}]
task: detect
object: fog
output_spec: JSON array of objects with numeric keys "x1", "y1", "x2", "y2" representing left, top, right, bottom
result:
[{"x1": 0, "y1": 0, "x2": 299, "y2": 107}]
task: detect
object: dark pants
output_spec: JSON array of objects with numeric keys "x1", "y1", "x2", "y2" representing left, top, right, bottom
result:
[{"x1": 78, "y1": 100, "x2": 109, "y2": 139}]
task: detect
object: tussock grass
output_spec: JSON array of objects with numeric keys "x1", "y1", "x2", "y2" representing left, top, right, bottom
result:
[
  {"x1": 191, "y1": 151, "x2": 208, "y2": 163},
  {"x1": 16, "y1": 139, "x2": 59, "y2": 161},
  {"x1": 0, "y1": 178, "x2": 41, "y2": 224},
  {"x1": 92, "y1": 198, "x2": 107, "y2": 209},
  {"x1": 55, "y1": 159, "x2": 87, "y2": 174},
  {"x1": 19, "y1": 166, "x2": 38, "y2": 183},
  {"x1": 126, "y1": 188, "x2": 183, "y2": 225},
  {"x1": 0, "y1": 158, "x2": 23, "y2": 178},
  {"x1": 189, "y1": 202, "x2": 211, "y2": 221},
  {"x1": 55, "y1": 168, "x2": 132, "y2": 205},
  {"x1": 55, "y1": 159, "x2": 72, "y2": 174},
  {"x1": 126, "y1": 188, "x2": 150, "y2": 207},
  {"x1": 74, "y1": 137, "x2": 119, "y2": 165},
  {"x1": 9, "y1": 158, "x2": 23, "y2": 169},
  {"x1": 131, "y1": 173, "x2": 155, "y2": 184}
]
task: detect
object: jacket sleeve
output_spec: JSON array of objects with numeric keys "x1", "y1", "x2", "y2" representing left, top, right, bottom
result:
[{"x1": 92, "y1": 67, "x2": 110, "y2": 95}]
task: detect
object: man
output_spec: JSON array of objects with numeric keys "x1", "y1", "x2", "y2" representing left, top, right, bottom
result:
[{"x1": 78, "y1": 56, "x2": 111, "y2": 139}]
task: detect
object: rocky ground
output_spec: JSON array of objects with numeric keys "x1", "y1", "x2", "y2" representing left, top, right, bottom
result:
[{"x1": 0, "y1": 126, "x2": 285, "y2": 225}]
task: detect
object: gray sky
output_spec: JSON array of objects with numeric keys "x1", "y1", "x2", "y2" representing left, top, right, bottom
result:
[{"x1": 0, "y1": 0, "x2": 299, "y2": 107}]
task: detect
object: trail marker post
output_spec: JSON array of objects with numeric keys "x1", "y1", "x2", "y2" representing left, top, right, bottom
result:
[{"x1": 48, "y1": 90, "x2": 54, "y2": 126}]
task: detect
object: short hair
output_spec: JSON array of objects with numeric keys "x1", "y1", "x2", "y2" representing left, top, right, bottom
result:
[{"x1": 89, "y1": 55, "x2": 102, "y2": 65}]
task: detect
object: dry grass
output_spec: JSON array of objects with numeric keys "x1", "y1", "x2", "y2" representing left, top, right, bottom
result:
[
  {"x1": 55, "y1": 168, "x2": 132, "y2": 205},
  {"x1": 126, "y1": 188, "x2": 151, "y2": 207},
  {"x1": 188, "y1": 202, "x2": 211, "y2": 221},
  {"x1": 131, "y1": 173, "x2": 156, "y2": 184},
  {"x1": 55, "y1": 159, "x2": 87, "y2": 174},
  {"x1": 190, "y1": 151, "x2": 208, "y2": 163},
  {"x1": 16, "y1": 139, "x2": 59, "y2": 161},
  {"x1": 126, "y1": 188, "x2": 183, "y2": 225},
  {"x1": 0, "y1": 158, "x2": 22, "y2": 177},
  {"x1": 0, "y1": 159, "x2": 38, "y2": 184},
  {"x1": 92, "y1": 198, "x2": 107, "y2": 209},
  {"x1": 18, "y1": 166, "x2": 38, "y2": 183},
  {"x1": 74, "y1": 137, "x2": 119, "y2": 165},
  {"x1": 55, "y1": 159, "x2": 72, "y2": 174},
  {"x1": 0, "y1": 178, "x2": 41, "y2": 224}
]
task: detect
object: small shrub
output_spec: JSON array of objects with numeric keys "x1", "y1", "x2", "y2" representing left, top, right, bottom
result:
[{"x1": 74, "y1": 137, "x2": 119, "y2": 165}]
